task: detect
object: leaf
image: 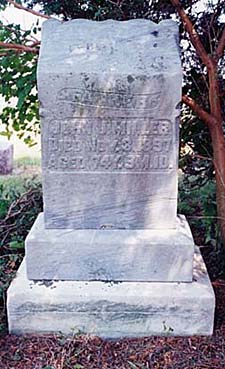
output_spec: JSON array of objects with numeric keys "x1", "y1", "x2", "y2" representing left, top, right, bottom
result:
[
  {"x1": 9, "y1": 241, "x2": 24, "y2": 250},
  {"x1": 17, "y1": 84, "x2": 33, "y2": 110},
  {"x1": 0, "y1": 131, "x2": 10, "y2": 137},
  {"x1": 127, "y1": 361, "x2": 139, "y2": 369},
  {"x1": 0, "y1": 200, "x2": 9, "y2": 218}
]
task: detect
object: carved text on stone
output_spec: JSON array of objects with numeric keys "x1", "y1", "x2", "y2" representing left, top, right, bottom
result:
[{"x1": 45, "y1": 118, "x2": 174, "y2": 172}]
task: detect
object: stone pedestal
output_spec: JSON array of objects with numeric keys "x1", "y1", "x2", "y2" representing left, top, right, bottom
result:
[
  {"x1": 7, "y1": 18, "x2": 215, "y2": 337},
  {"x1": 7, "y1": 250, "x2": 215, "y2": 337},
  {"x1": 25, "y1": 213, "x2": 194, "y2": 282}
]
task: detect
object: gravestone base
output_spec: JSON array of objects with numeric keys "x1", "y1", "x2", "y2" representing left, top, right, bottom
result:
[
  {"x1": 7, "y1": 250, "x2": 215, "y2": 338},
  {"x1": 25, "y1": 213, "x2": 194, "y2": 282}
]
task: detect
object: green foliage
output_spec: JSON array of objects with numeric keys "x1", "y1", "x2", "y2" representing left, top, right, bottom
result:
[
  {"x1": 0, "y1": 21, "x2": 40, "y2": 146},
  {"x1": 16, "y1": 156, "x2": 41, "y2": 167},
  {"x1": 0, "y1": 1, "x2": 7, "y2": 11},
  {"x1": 180, "y1": 112, "x2": 213, "y2": 178},
  {"x1": 0, "y1": 175, "x2": 42, "y2": 247},
  {"x1": 178, "y1": 174, "x2": 217, "y2": 245},
  {"x1": 0, "y1": 1, "x2": 177, "y2": 145},
  {"x1": 179, "y1": 1, "x2": 225, "y2": 176},
  {"x1": 178, "y1": 173, "x2": 225, "y2": 280},
  {"x1": 24, "y1": 0, "x2": 175, "y2": 21},
  {"x1": 0, "y1": 172, "x2": 43, "y2": 334}
]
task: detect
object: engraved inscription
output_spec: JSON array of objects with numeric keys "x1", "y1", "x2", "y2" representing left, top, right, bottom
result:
[
  {"x1": 57, "y1": 88, "x2": 160, "y2": 110},
  {"x1": 45, "y1": 118, "x2": 173, "y2": 172}
]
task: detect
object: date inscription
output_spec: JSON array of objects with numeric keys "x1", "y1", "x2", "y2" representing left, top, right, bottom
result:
[{"x1": 45, "y1": 117, "x2": 174, "y2": 172}]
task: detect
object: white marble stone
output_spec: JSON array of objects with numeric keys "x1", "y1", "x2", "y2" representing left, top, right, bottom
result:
[
  {"x1": 0, "y1": 138, "x2": 13, "y2": 174},
  {"x1": 7, "y1": 250, "x2": 215, "y2": 337},
  {"x1": 26, "y1": 213, "x2": 194, "y2": 282},
  {"x1": 37, "y1": 19, "x2": 182, "y2": 229}
]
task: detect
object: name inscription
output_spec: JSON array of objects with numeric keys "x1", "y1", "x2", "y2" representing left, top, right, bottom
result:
[{"x1": 45, "y1": 118, "x2": 174, "y2": 172}]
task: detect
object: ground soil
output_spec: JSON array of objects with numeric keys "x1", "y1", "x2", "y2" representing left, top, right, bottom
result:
[{"x1": 0, "y1": 280, "x2": 225, "y2": 369}]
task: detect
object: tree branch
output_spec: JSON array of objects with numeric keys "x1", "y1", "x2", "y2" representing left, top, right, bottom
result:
[
  {"x1": 170, "y1": 0, "x2": 213, "y2": 69},
  {"x1": 30, "y1": 41, "x2": 40, "y2": 47},
  {"x1": 216, "y1": 25, "x2": 225, "y2": 60},
  {"x1": 182, "y1": 95, "x2": 216, "y2": 127},
  {"x1": 7, "y1": 0, "x2": 51, "y2": 19},
  {"x1": 0, "y1": 41, "x2": 39, "y2": 54},
  {"x1": 0, "y1": 23, "x2": 39, "y2": 43},
  {"x1": 0, "y1": 24, "x2": 41, "y2": 48}
]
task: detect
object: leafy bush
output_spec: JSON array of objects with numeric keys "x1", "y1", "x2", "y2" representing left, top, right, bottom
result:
[
  {"x1": 178, "y1": 173, "x2": 225, "y2": 280},
  {"x1": 0, "y1": 173, "x2": 43, "y2": 334}
]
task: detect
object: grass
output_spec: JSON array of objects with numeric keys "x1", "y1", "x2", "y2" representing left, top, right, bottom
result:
[
  {"x1": 15, "y1": 156, "x2": 41, "y2": 167},
  {"x1": 0, "y1": 157, "x2": 42, "y2": 334}
]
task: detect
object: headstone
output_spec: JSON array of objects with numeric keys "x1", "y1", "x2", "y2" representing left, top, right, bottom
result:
[
  {"x1": 7, "y1": 19, "x2": 215, "y2": 337},
  {"x1": 39, "y1": 19, "x2": 180, "y2": 230},
  {"x1": 0, "y1": 138, "x2": 13, "y2": 174}
]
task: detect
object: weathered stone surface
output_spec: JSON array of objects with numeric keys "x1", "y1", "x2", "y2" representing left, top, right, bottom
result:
[
  {"x1": 26, "y1": 213, "x2": 194, "y2": 282},
  {"x1": 0, "y1": 138, "x2": 13, "y2": 174},
  {"x1": 7, "y1": 249, "x2": 215, "y2": 337},
  {"x1": 37, "y1": 19, "x2": 182, "y2": 229}
]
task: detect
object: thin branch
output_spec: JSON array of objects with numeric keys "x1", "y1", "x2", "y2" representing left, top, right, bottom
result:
[
  {"x1": 28, "y1": 33, "x2": 39, "y2": 43},
  {"x1": 107, "y1": 0, "x2": 124, "y2": 15},
  {"x1": 30, "y1": 41, "x2": 40, "y2": 47},
  {"x1": 170, "y1": 0, "x2": 213, "y2": 70},
  {"x1": 182, "y1": 94, "x2": 216, "y2": 127},
  {"x1": 0, "y1": 23, "x2": 18, "y2": 33},
  {"x1": 205, "y1": 13, "x2": 213, "y2": 55},
  {"x1": 216, "y1": 25, "x2": 225, "y2": 60},
  {"x1": 0, "y1": 23, "x2": 39, "y2": 43},
  {"x1": 209, "y1": 8, "x2": 217, "y2": 30},
  {"x1": 192, "y1": 153, "x2": 212, "y2": 161},
  {"x1": 0, "y1": 41, "x2": 39, "y2": 54},
  {"x1": 190, "y1": 73, "x2": 206, "y2": 106},
  {"x1": 7, "y1": 0, "x2": 51, "y2": 19}
]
